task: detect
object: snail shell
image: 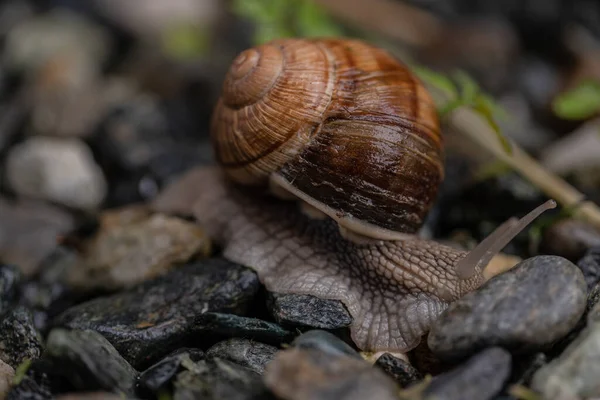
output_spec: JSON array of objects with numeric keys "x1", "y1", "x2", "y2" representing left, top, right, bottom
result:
[{"x1": 210, "y1": 38, "x2": 443, "y2": 241}]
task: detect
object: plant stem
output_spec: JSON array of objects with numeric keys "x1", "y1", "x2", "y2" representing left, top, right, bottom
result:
[{"x1": 446, "y1": 105, "x2": 600, "y2": 228}]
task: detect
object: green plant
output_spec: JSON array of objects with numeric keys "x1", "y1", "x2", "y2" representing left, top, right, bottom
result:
[{"x1": 552, "y1": 79, "x2": 600, "y2": 120}]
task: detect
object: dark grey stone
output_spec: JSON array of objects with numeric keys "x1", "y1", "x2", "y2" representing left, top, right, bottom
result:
[
  {"x1": 45, "y1": 328, "x2": 138, "y2": 397},
  {"x1": 267, "y1": 292, "x2": 352, "y2": 330},
  {"x1": 206, "y1": 338, "x2": 278, "y2": 374},
  {"x1": 193, "y1": 312, "x2": 296, "y2": 346},
  {"x1": 52, "y1": 258, "x2": 260, "y2": 370},
  {"x1": 0, "y1": 264, "x2": 21, "y2": 315},
  {"x1": 428, "y1": 256, "x2": 587, "y2": 362},
  {"x1": 374, "y1": 353, "x2": 422, "y2": 388},
  {"x1": 137, "y1": 348, "x2": 204, "y2": 397},
  {"x1": 290, "y1": 330, "x2": 361, "y2": 360},
  {"x1": 173, "y1": 358, "x2": 271, "y2": 400},
  {"x1": 0, "y1": 306, "x2": 43, "y2": 368},
  {"x1": 577, "y1": 246, "x2": 600, "y2": 291},
  {"x1": 423, "y1": 347, "x2": 512, "y2": 400}
]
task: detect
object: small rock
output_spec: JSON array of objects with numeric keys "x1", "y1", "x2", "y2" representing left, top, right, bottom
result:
[
  {"x1": 422, "y1": 347, "x2": 512, "y2": 400},
  {"x1": 374, "y1": 353, "x2": 422, "y2": 388},
  {"x1": 0, "y1": 306, "x2": 43, "y2": 368},
  {"x1": 531, "y1": 322, "x2": 600, "y2": 400},
  {"x1": 541, "y1": 219, "x2": 600, "y2": 263},
  {"x1": 428, "y1": 256, "x2": 587, "y2": 362},
  {"x1": 5, "y1": 359, "x2": 53, "y2": 400},
  {"x1": 206, "y1": 339, "x2": 278, "y2": 375},
  {"x1": 53, "y1": 258, "x2": 260, "y2": 369},
  {"x1": 66, "y1": 206, "x2": 211, "y2": 290},
  {"x1": 137, "y1": 348, "x2": 204, "y2": 398},
  {"x1": 0, "y1": 265, "x2": 21, "y2": 315},
  {"x1": 6, "y1": 136, "x2": 107, "y2": 210},
  {"x1": 577, "y1": 246, "x2": 600, "y2": 291},
  {"x1": 267, "y1": 292, "x2": 352, "y2": 330},
  {"x1": 588, "y1": 285, "x2": 600, "y2": 324},
  {"x1": 173, "y1": 358, "x2": 269, "y2": 400},
  {"x1": 290, "y1": 330, "x2": 361, "y2": 360},
  {"x1": 194, "y1": 313, "x2": 296, "y2": 347},
  {"x1": 264, "y1": 346, "x2": 399, "y2": 400},
  {"x1": 0, "y1": 360, "x2": 14, "y2": 400},
  {"x1": 0, "y1": 198, "x2": 75, "y2": 276},
  {"x1": 55, "y1": 393, "x2": 126, "y2": 400},
  {"x1": 512, "y1": 352, "x2": 547, "y2": 387},
  {"x1": 45, "y1": 328, "x2": 138, "y2": 397}
]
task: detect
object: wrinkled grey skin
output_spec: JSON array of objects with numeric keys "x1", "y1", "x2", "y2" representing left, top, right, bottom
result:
[{"x1": 152, "y1": 166, "x2": 485, "y2": 353}]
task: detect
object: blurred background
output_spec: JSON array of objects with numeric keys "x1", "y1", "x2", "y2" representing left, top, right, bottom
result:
[{"x1": 1, "y1": 0, "x2": 600, "y2": 276}]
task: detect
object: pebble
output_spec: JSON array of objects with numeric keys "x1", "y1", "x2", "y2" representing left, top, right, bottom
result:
[
  {"x1": 264, "y1": 346, "x2": 399, "y2": 400},
  {"x1": 193, "y1": 312, "x2": 296, "y2": 347},
  {"x1": 428, "y1": 256, "x2": 587, "y2": 362},
  {"x1": 206, "y1": 338, "x2": 278, "y2": 375},
  {"x1": 577, "y1": 246, "x2": 600, "y2": 291},
  {"x1": 374, "y1": 353, "x2": 422, "y2": 388},
  {"x1": 0, "y1": 360, "x2": 14, "y2": 400},
  {"x1": 45, "y1": 328, "x2": 138, "y2": 397},
  {"x1": 53, "y1": 258, "x2": 261, "y2": 370},
  {"x1": 0, "y1": 198, "x2": 75, "y2": 276},
  {"x1": 5, "y1": 359, "x2": 53, "y2": 400},
  {"x1": 65, "y1": 206, "x2": 211, "y2": 290},
  {"x1": 137, "y1": 348, "x2": 204, "y2": 398},
  {"x1": 5, "y1": 136, "x2": 107, "y2": 210},
  {"x1": 531, "y1": 322, "x2": 600, "y2": 400},
  {"x1": 173, "y1": 357, "x2": 270, "y2": 400},
  {"x1": 290, "y1": 330, "x2": 361, "y2": 360},
  {"x1": 588, "y1": 285, "x2": 600, "y2": 324},
  {"x1": 0, "y1": 306, "x2": 43, "y2": 369},
  {"x1": 55, "y1": 393, "x2": 126, "y2": 400},
  {"x1": 267, "y1": 292, "x2": 353, "y2": 330},
  {"x1": 422, "y1": 347, "x2": 512, "y2": 400},
  {"x1": 541, "y1": 219, "x2": 600, "y2": 263},
  {"x1": 0, "y1": 265, "x2": 21, "y2": 315}
]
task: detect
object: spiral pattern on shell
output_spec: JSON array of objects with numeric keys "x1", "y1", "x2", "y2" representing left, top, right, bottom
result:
[{"x1": 211, "y1": 37, "x2": 443, "y2": 235}]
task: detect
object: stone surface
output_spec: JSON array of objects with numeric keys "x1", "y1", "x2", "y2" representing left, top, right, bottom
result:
[
  {"x1": 531, "y1": 322, "x2": 600, "y2": 400},
  {"x1": 542, "y1": 220, "x2": 600, "y2": 263},
  {"x1": 290, "y1": 330, "x2": 361, "y2": 360},
  {"x1": 45, "y1": 328, "x2": 138, "y2": 397},
  {"x1": 6, "y1": 136, "x2": 107, "y2": 210},
  {"x1": 0, "y1": 360, "x2": 14, "y2": 400},
  {"x1": 66, "y1": 206, "x2": 211, "y2": 290},
  {"x1": 422, "y1": 347, "x2": 512, "y2": 400},
  {"x1": 53, "y1": 258, "x2": 261, "y2": 369},
  {"x1": 374, "y1": 352, "x2": 422, "y2": 388},
  {"x1": 0, "y1": 306, "x2": 43, "y2": 368},
  {"x1": 173, "y1": 358, "x2": 270, "y2": 400},
  {"x1": 193, "y1": 313, "x2": 296, "y2": 347},
  {"x1": 577, "y1": 246, "x2": 600, "y2": 291},
  {"x1": 137, "y1": 348, "x2": 204, "y2": 397},
  {"x1": 428, "y1": 256, "x2": 587, "y2": 362},
  {"x1": 264, "y1": 347, "x2": 399, "y2": 400},
  {"x1": 0, "y1": 198, "x2": 75, "y2": 276},
  {"x1": 267, "y1": 292, "x2": 353, "y2": 330},
  {"x1": 206, "y1": 338, "x2": 278, "y2": 375},
  {"x1": 0, "y1": 265, "x2": 21, "y2": 315}
]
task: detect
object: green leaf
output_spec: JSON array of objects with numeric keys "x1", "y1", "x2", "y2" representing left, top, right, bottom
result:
[
  {"x1": 552, "y1": 79, "x2": 600, "y2": 120},
  {"x1": 296, "y1": 0, "x2": 344, "y2": 37},
  {"x1": 473, "y1": 95, "x2": 513, "y2": 154},
  {"x1": 412, "y1": 66, "x2": 458, "y2": 100},
  {"x1": 161, "y1": 23, "x2": 209, "y2": 60},
  {"x1": 12, "y1": 359, "x2": 32, "y2": 386},
  {"x1": 453, "y1": 69, "x2": 479, "y2": 105}
]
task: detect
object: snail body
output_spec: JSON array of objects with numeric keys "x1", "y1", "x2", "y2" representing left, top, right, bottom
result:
[{"x1": 210, "y1": 38, "x2": 443, "y2": 242}]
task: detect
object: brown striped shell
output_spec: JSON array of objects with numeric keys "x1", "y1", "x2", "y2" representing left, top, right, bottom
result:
[{"x1": 210, "y1": 38, "x2": 443, "y2": 242}]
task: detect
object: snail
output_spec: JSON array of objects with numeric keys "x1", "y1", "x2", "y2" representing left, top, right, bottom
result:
[{"x1": 152, "y1": 37, "x2": 556, "y2": 353}]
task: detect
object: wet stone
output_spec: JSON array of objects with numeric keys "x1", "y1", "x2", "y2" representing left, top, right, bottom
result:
[
  {"x1": 374, "y1": 352, "x2": 422, "y2": 388},
  {"x1": 0, "y1": 264, "x2": 21, "y2": 315},
  {"x1": 206, "y1": 338, "x2": 278, "y2": 375},
  {"x1": 45, "y1": 328, "x2": 138, "y2": 397},
  {"x1": 577, "y1": 246, "x2": 600, "y2": 291},
  {"x1": 541, "y1": 219, "x2": 600, "y2": 263},
  {"x1": 193, "y1": 313, "x2": 296, "y2": 347},
  {"x1": 422, "y1": 347, "x2": 512, "y2": 400},
  {"x1": 263, "y1": 346, "x2": 399, "y2": 400},
  {"x1": 0, "y1": 359, "x2": 14, "y2": 400},
  {"x1": 173, "y1": 358, "x2": 271, "y2": 400},
  {"x1": 0, "y1": 306, "x2": 43, "y2": 368},
  {"x1": 531, "y1": 322, "x2": 600, "y2": 400},
  {"x1": 137, "y1": 348, "x2": 204, "y2": 398},
  {"x1": 66, "y1": 206, "x2": 211, "y2": 291},
  {"x1": 290, "y1": 330, "x2": 361, "y2": 360},
  {"x1": 53, "y1": 258, "x2": 261, "y2": 369},
  {"x1": 428, "y1": 256, "x2": 587, "y2": 362},
  {"x1": 588, "y1": 284, "x2": 600, "y2": 324},
  {"x1": 267, "y1": 292, "x2": 352, "y2": 330}
]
